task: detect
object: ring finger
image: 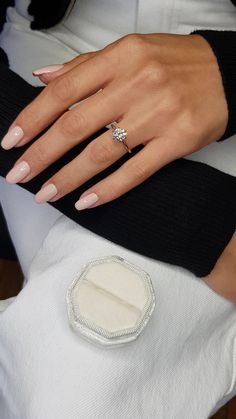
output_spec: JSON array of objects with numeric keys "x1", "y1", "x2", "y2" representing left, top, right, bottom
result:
[{"x1": 34, "y1": 117, "x2": 151, "y2": 203}]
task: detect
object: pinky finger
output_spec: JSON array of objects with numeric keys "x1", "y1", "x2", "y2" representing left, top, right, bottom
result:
[
  {"x1": 75, "y1": 137, "x2": 173, "y2": 210},
  {"x1": 34, "y1": 51, "x2": 98, "y2": 84}
]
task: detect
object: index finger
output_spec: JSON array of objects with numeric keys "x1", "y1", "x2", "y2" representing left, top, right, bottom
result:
[{"x1": 1, "y1": 53, "x2": 112, "y2": 150}]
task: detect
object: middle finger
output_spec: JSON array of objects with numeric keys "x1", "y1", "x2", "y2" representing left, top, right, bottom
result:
[{"x1": 7, "y1": 53, "x2": 113, "y2": 148}]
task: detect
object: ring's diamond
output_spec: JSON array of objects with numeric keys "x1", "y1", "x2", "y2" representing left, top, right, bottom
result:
[{"x1": 112, "y1": 127, "x2": 127, "y2": 143}]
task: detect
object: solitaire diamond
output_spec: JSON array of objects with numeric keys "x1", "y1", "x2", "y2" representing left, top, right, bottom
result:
[{"x1": 112, "y1": 127, "x2": 127, "y2": 143}]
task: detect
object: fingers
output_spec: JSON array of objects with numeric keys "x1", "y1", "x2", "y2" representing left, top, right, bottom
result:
[
  {"x1": 1, "y1": 53, "x2": 113, "y2": 150},
  {"x1": 6, "y1": 87, "x2": 123, "y2": 184},
  {"x1": 33, "y1": 118, "x2": 151, "y2": 204},
  {"x1": 74, "y1": 137, "x2": 177, "y2": 209},
  {"x1": 34, "y1": 52, "x2": 98, "y2": 84}
]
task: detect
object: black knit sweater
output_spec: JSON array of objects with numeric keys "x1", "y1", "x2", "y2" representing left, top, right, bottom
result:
[{"x1": 0, "y1": 1, "x2": 236, "y2": 278}]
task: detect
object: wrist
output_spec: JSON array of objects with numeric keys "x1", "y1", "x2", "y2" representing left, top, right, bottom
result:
[{"x1": 191, "y1": 30, "x2": 236, "y2": 141}]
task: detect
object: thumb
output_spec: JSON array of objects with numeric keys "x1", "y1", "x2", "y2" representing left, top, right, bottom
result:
[{"x1": 32, "y1": 51, "x2": 97, "y2": 84}]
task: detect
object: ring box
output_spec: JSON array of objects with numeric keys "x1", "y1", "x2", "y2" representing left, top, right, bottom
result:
[{"x1": 66, "y1": 255, "x2": 156, "y2": 347}]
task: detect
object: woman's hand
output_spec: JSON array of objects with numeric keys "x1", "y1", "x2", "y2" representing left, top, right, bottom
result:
[{"x1": 1, "y1": 33, "x2": 228, "y2": 209}]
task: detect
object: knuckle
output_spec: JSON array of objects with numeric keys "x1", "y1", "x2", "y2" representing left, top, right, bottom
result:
[
  {"x1": 126, "y1": 160, "x2": 149, "y2": 182},
  {"x1": 88, "y1": 140, "x2": 113, "y2": 166},
  {"x1": 51, "y1": 164, "x2": 78, "y2": 193},
  {"x1": 60, "y1": 111, "x2": 86, "y2": 138},
  {"x1": 80, "y1": 52, "x2": 94, "y2": 62},
  {"x1": 74, "y1": 52, "x2": 91, "y2": 62},
  {"x1": 178, "y1": 109, "x2": 195, "y2": 133},
  {"x1": 121, "y1": 33, "x2": 145, "y2": 52},
  {"x1": 31, "y1": 142, "x2": 49, "y2": 166},
  {"x1": 182, "y1": 111, "x2": 196, "y2": 135},
  {"x1": 104, "y1": 187, "x2": 118, "y2": 202},
  {"x1": 165, "y1": 89, "x2": 181, "y2": 112},
  {"x1": 121, "y1": 34, "x2": 149, "y2": 60},
  {"x1": 50, "y1": 75, "x2": 75, "y2": 103},
  {"x1": 141, "y1": 62, "x2": 167, "y2": 86},
  {"x1": 176, "y1": 111, "x2": 198, "y2": 146},
  {"x1": 17, "y1": 105, "x2": 37, "y2": 131},
  {"x1": 56, "y1": 172, "x2": 74, "y2": 192}
]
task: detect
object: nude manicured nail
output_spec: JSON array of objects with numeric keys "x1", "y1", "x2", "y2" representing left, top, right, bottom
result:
[
  {"x1": 6, "y1": 161, "x2": 30, "y2": 183},
  {"x1": 35, "y1": 183, "x2": 58, "y2": 204},
  {"x1": 1, "y1": 126, "x2": 24, "y2": 150},
  {"x1": 32, "y1": 64, "x2": 64, "y2": 76},
  {"x1": 75, "y1": 193, "x2": 99, "y2": 210}
]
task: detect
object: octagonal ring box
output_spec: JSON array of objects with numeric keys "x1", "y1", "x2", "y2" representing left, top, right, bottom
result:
[{"x1": 66, "y1": 255, "x2": 156, "y2": 348}]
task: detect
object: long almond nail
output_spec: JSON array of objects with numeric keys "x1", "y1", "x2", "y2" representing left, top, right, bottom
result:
[
  {"x1": 75, "y1": 193, "x2": 99, "y2": 210},
  {"x1": 1, "y1": 126, "x2": 24, "y2": 150},
  {"x1": 32, "y1": 64, "x2": 64, "y2": 76},
  {"x1": 6, "y1": 161, "x2": 30, "y2": 183},
  {"x1": 35, "y1": 183, "x2": 58, "y2": 204}
]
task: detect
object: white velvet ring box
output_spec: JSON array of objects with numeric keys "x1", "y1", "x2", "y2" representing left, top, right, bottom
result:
[{"x1": 66, "y1": 255, "x2": 156, "y2": 347}]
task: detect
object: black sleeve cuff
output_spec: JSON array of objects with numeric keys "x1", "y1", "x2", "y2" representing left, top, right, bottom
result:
[
  {"x1": 0, "y1": 47, "x2": 9, "y2": 67},
  {"x1": 0, "y1": 59, "x2": 43, "y2": 134},
  {"x1": 191, "y1": 30, "x2": 236, "y2": 141}
]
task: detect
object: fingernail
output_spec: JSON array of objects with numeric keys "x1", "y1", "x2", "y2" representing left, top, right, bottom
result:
[
  {"x1": 1, "y1": 126, "x2": 24, "y2": 150},
  {"x1": 35, "y1": 183, "x2": 58, "y2": 204},
  {"x1": 75, "y1": 193, "x2": 99, "y2": 210},
  {"x1": 32, "y1": 64, "x2": 64, "y2": 76},
  {"x1": 6, "y1": 161, "x2": 30, "y2": 183}
]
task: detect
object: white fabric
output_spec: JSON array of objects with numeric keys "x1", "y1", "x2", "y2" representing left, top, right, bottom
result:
[
  {"x1": 0, "y1": 0, "x2": 236, "y2": 417},
  {"x1": 50, "y1": 0, "x2": 236, "y2": 52},
  {"x1": 1, "y1": 216, "x2": 236, "y2": 419},
  {"x1": 0, "y1": 178, "x2": 61, "y2": 276}
]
